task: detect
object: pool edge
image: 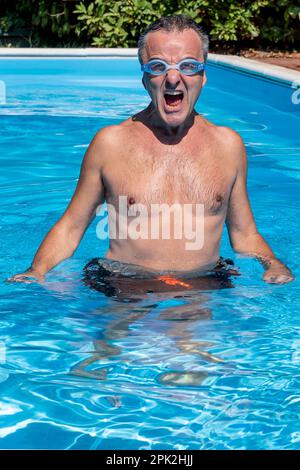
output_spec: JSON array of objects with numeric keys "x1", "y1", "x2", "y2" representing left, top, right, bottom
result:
[{"x1": 0, "y1": 48, "x2": 300, "y2": 86}]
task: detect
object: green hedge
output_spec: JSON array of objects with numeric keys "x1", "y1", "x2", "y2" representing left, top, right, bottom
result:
[{"x1": 0, "y1": 0, "x2": 299, "y2": 48}]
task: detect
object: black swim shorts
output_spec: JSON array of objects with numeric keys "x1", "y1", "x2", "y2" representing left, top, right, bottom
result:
[{"x1": 83, "y1": 257, "x2": 239, "y2": 300}]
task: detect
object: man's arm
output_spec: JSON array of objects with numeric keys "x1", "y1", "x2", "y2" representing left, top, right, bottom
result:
[
  {"x1": 225, "y1": 130, "x2": 294, "y2": 284},
  {"x1": 8, "y1": 130, "x2": 107, "y2": 283}
]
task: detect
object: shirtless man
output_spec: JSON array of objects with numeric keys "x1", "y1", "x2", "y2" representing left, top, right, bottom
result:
[{"x1": 9, "y1": 15, "x2": 294, "y2": 285}]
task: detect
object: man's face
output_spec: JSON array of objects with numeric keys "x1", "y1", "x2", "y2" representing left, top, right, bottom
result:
[{"x1": 142, "y1": 29, "x2": 207, "y2": 128}]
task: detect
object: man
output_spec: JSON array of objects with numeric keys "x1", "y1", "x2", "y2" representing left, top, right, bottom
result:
[{"x1": 9, "y1": 15, "x2": 294, "y2": 286}]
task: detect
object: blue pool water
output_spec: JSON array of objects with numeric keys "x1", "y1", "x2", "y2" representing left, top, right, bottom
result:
[{"x1": 0, "y1": 58, "x2": 299, "y2": 450}]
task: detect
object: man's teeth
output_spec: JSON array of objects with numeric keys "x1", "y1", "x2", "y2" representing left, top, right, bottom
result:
[{"x1": 164, "y1": 91, "x2": 183, "y2": 96}]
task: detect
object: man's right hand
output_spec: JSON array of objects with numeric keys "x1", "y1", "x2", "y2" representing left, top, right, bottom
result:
[{"x1": 6, "y1": 269, "x2": 44, "y2": 284}]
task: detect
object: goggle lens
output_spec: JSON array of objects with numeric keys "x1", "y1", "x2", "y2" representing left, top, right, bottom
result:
[
  {"x1": 149, "y1": 61, "x2": 167, "y2": 74},
  {"x1": 179, "y1": 61, "x2": 198, "y2": 74},
  {"x1": 143, "y1": 59, "x2": 204, "y2": 76}
]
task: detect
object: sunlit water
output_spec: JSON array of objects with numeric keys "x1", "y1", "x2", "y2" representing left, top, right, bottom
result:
[{"x1": 0, "y1": 59, "x2": 299, "y2": 450}]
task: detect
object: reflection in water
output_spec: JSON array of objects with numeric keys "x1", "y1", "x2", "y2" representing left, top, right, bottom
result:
[
  {"x1": 157, "y1": 371, "x2": 208, "y2": 387},
  {"x1": 70, "y1": 259, "x2": 238, "y2": 392}
]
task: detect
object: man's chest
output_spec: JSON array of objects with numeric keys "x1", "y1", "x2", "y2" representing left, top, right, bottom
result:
[{"x1": 103, "y1": 147, "x2": 235, "y2": 215}]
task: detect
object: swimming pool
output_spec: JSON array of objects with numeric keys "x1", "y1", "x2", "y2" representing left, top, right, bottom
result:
[{"x1": 0, "y1": 57, "x2": 300, "y2": 450}]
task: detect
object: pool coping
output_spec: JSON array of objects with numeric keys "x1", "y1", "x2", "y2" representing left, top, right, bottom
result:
[{"x1": 0, "y1": 47, "x2": 300, "y2": 86}]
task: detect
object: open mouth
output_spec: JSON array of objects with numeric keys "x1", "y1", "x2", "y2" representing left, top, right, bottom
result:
[{"x1": 164, "y1": 91, "x2": 184, "y2": 107}]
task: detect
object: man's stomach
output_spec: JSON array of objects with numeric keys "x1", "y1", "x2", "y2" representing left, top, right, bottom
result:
[{"x1": 105, "y1": 238, "x2": 221, "y2": 274}]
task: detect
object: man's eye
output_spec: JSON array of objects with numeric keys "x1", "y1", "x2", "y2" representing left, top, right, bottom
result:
[
  {"x1": 180, "y1": 62, "x2": 197, "y2": 72},
  {"x1": 150, "y1": 62, "x2": 166, "y2": 72}
]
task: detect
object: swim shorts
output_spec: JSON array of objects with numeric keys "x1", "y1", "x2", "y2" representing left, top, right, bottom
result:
[{"x1": 83, "y1": 257, "x2": 239, "y2": 300}]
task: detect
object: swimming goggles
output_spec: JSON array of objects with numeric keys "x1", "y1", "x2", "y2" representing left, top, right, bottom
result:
[{"x1": 141, "y1": 59, "x2": 205, "y2": 76}]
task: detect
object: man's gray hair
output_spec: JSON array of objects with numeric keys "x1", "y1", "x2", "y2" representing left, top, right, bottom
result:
[{"x1": 137, "y1": 15, "x2": 209, "y2": 65}]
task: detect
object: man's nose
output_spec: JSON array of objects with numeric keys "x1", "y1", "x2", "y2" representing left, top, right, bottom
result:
[{"x1": 165, "y1": 69, "x2": 181, "y2": 88}]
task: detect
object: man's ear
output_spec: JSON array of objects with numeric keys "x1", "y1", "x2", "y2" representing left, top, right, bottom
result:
[{"x1": 202, "y1": 71, "x2": 207, "y2": 87}]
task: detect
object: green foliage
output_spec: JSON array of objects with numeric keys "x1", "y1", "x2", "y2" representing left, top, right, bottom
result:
[
  {"x1": 0, "y1": 0, "x2": 82, "y2": 46},
  {"x1": 0, "y1": 0, "x2": 299, "y2": 48},
  {"x1": 175, "y1": 0, "x2": 270, "y2": 42},
  {"x1": 74, "y1": 0, "x2": 176, "y2": 47},
  {"x1": 74, "y1": 0, "x2": 300, "y2": 47},
  {"x1": 258, "y1": 0, "x2": 300, "y2": 43}
]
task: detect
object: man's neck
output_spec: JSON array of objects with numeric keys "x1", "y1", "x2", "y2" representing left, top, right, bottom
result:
[{"x1": 145, "y1": 104, "x2": 197, "y2": 144}]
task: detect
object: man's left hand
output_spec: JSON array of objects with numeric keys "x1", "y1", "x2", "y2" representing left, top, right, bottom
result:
[{"x1": 263, "y1": 265, "x2": 294, "y2": 284}]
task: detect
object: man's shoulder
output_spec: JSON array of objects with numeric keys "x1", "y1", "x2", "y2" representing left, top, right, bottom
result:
[
  {"x1": 197, "y1": 118, "x2": 246, "y2": 170},
  {"x1": 199, "y1": 119, "x2": 243, "y2": 147},
  {"x1": 216, "y1": 126, "x2": 247, "y2": 170},
  {"x1": 209, "y1": 123, "x2": 245, "y2": 156},
  {"x1": 93, "y1": 120, "x2": 129, "y2": 145},
  {"x1": 218, "y1": 126, "x2": 244, "y2": 147},
  {"x1": 85, "y1": 121, "x2": 128, "y2": 164},
  {"x1": 92, "y1": 118, "x2": 137, "y2": 150}
]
